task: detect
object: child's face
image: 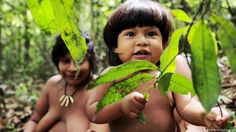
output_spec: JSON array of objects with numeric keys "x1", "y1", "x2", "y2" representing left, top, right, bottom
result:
[
  {"x1": 115, "y1": 26, "x2": 163, "y2": 64},
  {"x1": 58, "y1": 53, "x2": 90, "y2": 85}
]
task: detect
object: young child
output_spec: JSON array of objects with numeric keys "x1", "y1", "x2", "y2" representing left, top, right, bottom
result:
[
  {"x1": 24, "y1": 33, "x2": 108, "y2": 132},
  {"x1": 86, "y1": 0, "x2": 229, "y2": 132}
]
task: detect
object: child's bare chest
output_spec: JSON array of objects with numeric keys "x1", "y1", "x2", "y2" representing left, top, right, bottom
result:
[
  {"x1": 111, "y1": 82, "x2": 176, "y2": 132},
  {"x1": 51, "y1": 89, "x2": 87, "y2": 115}
]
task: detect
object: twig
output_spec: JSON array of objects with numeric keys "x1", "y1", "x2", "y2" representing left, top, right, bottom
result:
[
  {"x1": 0, "y1": 88, "x2": 6, "y2": 111},
  {"x1": 221, "y1": 83, "x2": 236, "y2": 89},
  {"x1": 157, "y1": 54, "x2": 178, "y2": 82},
  {"x1": 217, "y1": 101, "x2": 223, "y2": 117}
]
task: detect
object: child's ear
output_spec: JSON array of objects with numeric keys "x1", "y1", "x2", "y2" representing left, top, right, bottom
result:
[
  {"x1": 113, "y1": 48, "x2": 122, "y2": 54},
  {"x1": 113, "y1": 48, "x2": 118, "y2": 53}
]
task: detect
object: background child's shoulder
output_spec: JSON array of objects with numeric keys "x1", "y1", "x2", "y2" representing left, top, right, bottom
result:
[
  {"x1": 48, "y1": 74, "x2": 62, "y2": 81},
  {"x1": 45, "y1": 74, "x2": 63, "y2": 87}
]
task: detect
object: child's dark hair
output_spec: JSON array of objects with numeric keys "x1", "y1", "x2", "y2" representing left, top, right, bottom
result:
[
  {"x1": 51, "y1": 32, "x2": 97, "y2": 76},
  {"x1": 103, "y1": 0, "x2": 173, "y2": 66}
]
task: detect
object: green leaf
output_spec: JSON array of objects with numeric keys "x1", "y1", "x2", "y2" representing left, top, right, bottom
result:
[
  {"x1": 158, "y1": 73, "x2": 172, "y2": 95},
  {"x1": 160, "y1": 27, "x2": 187, "y2": 74},
  {"x1": 26, "y1": 0, "x2": 57, "y2": 33},
  {"x1": 190, "y1": 20, "x2": 221, "y2": 112},
  {"x1": 53, "y1": 0, "x2": 87, "y2": 64},
  {"x1": 90, "y1": 60, "x2": 158, "y2": 88},
  {"x1": 61, "y1": 30, "x2": 87, "y2": 65},
  {"x1": 96, "y1": 73, "x2": 155, "y2": 112},
  {"x1": 27, "y1": 0, "x2": 87, "y2": 66},
  {"x1": 168, "y1": 73, "x2": 194, "y2": 96},
  {"x1": 214, "y1": 15, "x2": 236, "y2": 75},
  {"x1": 159, "y1": 73, "x2": 194, "y2": 96},
  {"x1": 171, "y1": 9, "x2": 192, "y2": 23},
  {"x1": 138, "y1": 112, "x2": 147, "y2": 124},
  {"x1": 187, "y1": 24, "x2": 198, "y2": 45}
]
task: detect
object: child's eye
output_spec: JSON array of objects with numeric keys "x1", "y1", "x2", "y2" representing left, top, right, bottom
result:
[
  {"x1": 147, "y1": 31, "x2": 157, "y2": 36},
  {"x1": 60, "y1": 58, "x2": 70, "y2": 64},
  {"x1": 126, "y1": 32, "x2": 135, "y2": 36}
]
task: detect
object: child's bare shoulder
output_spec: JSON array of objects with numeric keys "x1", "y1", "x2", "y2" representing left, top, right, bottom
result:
[
  {"x1": 42, "y1": 75, "x2": 63, "y2": 91},
  {"x1": 176, "y1": 55, "x2": 186, "y2": 63},
  {"x1": 47, "y1": 75, "x2": 63, "y2": 84}
]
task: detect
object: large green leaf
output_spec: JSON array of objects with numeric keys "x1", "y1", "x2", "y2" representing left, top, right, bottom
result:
[
  {"x1": 171, "y1": 9, "x2": 192, "y2": 23},
  {"x1": 90, "y1": 60, "x2": 158, "y2": 88},
  {"x1": 214, "y1": 15, "x2": 236, "y2": 75},
  {"x1": 159, "y1": 73, "x2": 194, "y2": 96},
  {"x1": 52, "y1": 0, "x2": 87, "y2": 64},
  {"x1": 26, "y1": 0, "x2": 57, "y2": 34},
  {"x1": 160, "y1": 27, "x2": 187, "y2": 74},
  {"x1": 158, "y1": 73, "x2": 172, "y2": 94},
  {"x1": 26, "y1": 0, "x2": 87, "y2": 65},
  {"x1": 190, "y1": 20, "x2": 221, "y2": 112},
  {"x1": 96, "y1": 73, "x2": 155, "y2": 112}
]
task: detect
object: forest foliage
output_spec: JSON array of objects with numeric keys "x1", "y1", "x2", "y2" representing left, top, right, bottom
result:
[{"x1": 0, "y1": 0, "x2": 236, "y2": 130}]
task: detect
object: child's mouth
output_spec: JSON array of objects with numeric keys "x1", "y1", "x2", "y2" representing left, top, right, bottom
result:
[
  {"x1": 67, "y1": 74, "x2": 77, "y2": 79},
  {"x1": 134, "y1": 50, "x2": 150, "y2": 59}
]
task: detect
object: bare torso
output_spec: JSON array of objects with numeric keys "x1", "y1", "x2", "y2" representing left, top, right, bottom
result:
[
  {"x1": 34, "y1": 75, "x2": 90, "y2": 132},
  {"x1": 109, "y1": 80, "x2": 176, "y2": 132},
  {"x1": 85, "y1": 56, "x2": 193, "y2": 132}
]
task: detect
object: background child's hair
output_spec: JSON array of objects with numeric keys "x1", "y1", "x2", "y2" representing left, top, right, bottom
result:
[
  {"x1": 51, "y1": 32, "x2": 97, "y2": 76},
  {"x1": 103, "y1": 0, "x2": 173, "y2": 66}
]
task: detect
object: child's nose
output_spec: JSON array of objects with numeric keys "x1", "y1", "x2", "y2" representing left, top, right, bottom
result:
[
  {"x1": 68, "y1": 61, "x2": 77, "y2": 71},
  {"x1": 136, "y1": 36, "x2": 149, "y2": 46}
]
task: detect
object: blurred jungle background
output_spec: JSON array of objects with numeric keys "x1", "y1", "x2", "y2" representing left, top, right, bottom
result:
[{"x1": 0, "y1": 0, "x2": 235, "y2": 131}]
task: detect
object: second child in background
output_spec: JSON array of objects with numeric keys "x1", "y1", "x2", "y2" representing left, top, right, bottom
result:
[{"x1": 24, "y1": 33, "x2": 109, "y2": 132}]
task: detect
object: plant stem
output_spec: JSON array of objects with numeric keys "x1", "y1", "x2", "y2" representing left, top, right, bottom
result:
[{"x1": 217, "y1": 101, "x2": 223, "y2": 117}]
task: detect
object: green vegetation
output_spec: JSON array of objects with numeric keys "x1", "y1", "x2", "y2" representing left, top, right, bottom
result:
[{"x1": 0, "y1": 0, "x2": 235, "y2": 130}]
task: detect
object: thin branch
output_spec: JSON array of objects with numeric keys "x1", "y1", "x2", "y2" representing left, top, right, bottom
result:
[
  {"x1": 217, "y1": 102, "x2": 223, "y2": 117},
  {"x1": 222, "y1": 83, "x2": 236, "y2": 89},
  {"x1": 156, "y1": 53, "x2": 178, "y2": 83},
  {"x1": 201, "y1": 0, "x2": 211, "y2": 18}
]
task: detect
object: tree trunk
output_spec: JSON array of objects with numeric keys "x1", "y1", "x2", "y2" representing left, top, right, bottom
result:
[
  {"x1": 0, "y1": 15, "x2": 2, "y2": 65},
  {"x1": 90, "y1": 0, "x2": 94, "y2": 34},
  {"x1": 39, "y1": 33, "x2": 55, "y2": 73},
  {"x1": 24, "y1": 12, "x2": 30, "y2": 64},
  {"x1": 24, "y1": 37, "x2": 30, "y2": 64}
]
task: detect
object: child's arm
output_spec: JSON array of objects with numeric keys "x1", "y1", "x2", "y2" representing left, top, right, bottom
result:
[
  {"x1": 174, "y1": 55, "x2": 229, "y2": 128},
  {"x1": 87, "y1": 84, "x2": 146, "y2": 123},
  {"x1": 86, "y1": 83, "x2": 122, "y2": 123},
  {"x1": 175, "y1": 93, "x2": 229, "y2": 128},
  {"x1": 24, "y1": 80, "x2": 50, "y2": 132},
  {"x1": 86, "y1": 68, "x2": 146, "y2": 123},
  {"x1": 23, "y1": 120, "x2": 37, "y2": 132},
  {"x1": 88, "y1": 122, "x2": 109, "y2": 132}
]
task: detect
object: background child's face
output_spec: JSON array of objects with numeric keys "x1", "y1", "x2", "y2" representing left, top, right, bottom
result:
[
  {"x1": 58, "y1": 53, "x2": 90, "y2": 85},
  {"x1": 115, "y1": 26, "x2": 163, "y2": 64}
]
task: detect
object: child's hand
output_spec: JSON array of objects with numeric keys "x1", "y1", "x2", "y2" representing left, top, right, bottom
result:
[
  {"x1": 121, "y1": 91, "x2": 147, "y2": 118},
  {"x1": 204, "y1": 107, "x2": 229, "y2": 129}
]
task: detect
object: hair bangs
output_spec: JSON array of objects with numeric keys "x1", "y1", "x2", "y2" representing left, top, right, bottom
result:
[{"x1": 119, "y1": 9, "x2": 158, "y2": 30}]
